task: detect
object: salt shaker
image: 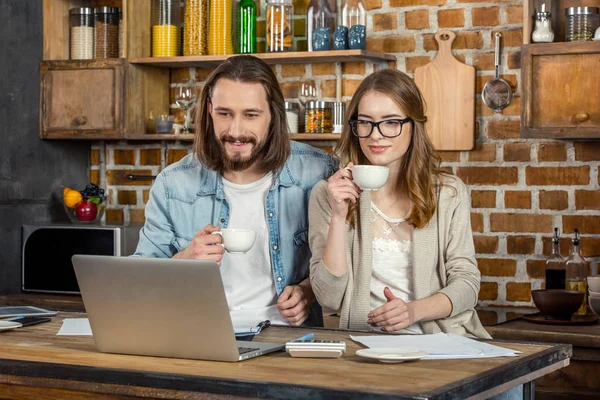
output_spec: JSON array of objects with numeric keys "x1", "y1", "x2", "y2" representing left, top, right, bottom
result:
[{"x1": 532, "y1": 3, "x2": 554, "y2": 43}]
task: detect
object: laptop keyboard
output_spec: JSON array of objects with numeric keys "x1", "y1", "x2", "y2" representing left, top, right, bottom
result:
[{"x1": 238, "y1": 347, "x2": 260, "y2": 355}]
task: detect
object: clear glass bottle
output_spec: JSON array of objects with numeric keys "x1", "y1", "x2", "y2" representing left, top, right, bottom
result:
[
  {"x1": 342, "y1": 0, "x2": 366, "y2": 49},
  {"x1": 545, "y1": 228, "x2": 566, "y2": 289},
  {"x1": 565, "y1": 7, "x2": 600, "y2": 42},
  {"x1": 266, "y1": 0, "x2": 294, "y2": 52},
  {"x1": 532, "y1": 3, "x2": 554, "y2": 43},
  {"x1": 94, "y1": 7, "x2": 120, "y2": 58},
  {"x1": 237, "y1": 0, "x2": 257, "y2": 54},
  {"x1": 184, "y1": 0, "x2": 209, "y2": 56},
  {"x1": 285, "y1": 102, "x2": 299, "y2": 134},
  {"x1": 151, "y1": 0, "x2": 182, "y2": 57},
  {"x1": 566, "y1": 229, "x2": 588, "y2": 315},
  {"x1": 70, "y1": 7, "x2": 94, "y2": 60},
  {"x1": 307, "y1": 0, "x2": 335, "y2": 52},
  {"x1": 208, "y1": 0, "x2": 234, "y2": 55}
]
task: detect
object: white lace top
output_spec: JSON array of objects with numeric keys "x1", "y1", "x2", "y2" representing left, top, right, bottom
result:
[{"x1": 370, "y1": 202, "x2": 423, "y2": 334}]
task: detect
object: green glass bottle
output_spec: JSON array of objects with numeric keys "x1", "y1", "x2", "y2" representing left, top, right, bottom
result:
[{"x1": 237, "y1": 0, "x2": 256, "y2": 54}]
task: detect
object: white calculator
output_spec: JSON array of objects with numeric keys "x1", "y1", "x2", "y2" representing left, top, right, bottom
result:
[{"x1": 285, "y1": 339, "x2": 347, "y2": 358}]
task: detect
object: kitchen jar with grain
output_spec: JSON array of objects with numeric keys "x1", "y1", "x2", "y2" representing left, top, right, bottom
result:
[
  {"x1": 266, "y1": 0, "x2": 294, "y2": 52},
  {"x1": 152, "y1": 0, "x2": 182, "y2": 57},
  {"x1": 305, "y1": 101, "x2": 333, "y2": 133},
  {"x1": 70, "y1": 7, "x2": 94, "y2": 60},
  {"x1": 94, "y1": 7, "x2": 119, "y2": 59},
  {"x1": 184, "y1": 0, "x2": 209, "y2": 56},
  {"x1": 208, "y1": 0, "x2": 234, "y2": 55}
]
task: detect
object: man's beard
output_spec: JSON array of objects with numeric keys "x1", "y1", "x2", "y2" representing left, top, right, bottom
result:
[{"x1": 217, "y1": 133, "x2": 267, "y2": 172}]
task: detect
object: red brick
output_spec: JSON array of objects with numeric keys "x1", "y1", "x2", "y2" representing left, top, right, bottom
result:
[
  {"x1": 479, "y1": 282, "x2": 498, "y2": 301},
  {"x1": 105, "y1": 208, "x2": 124, "y2": 223},
  {"x1": 367, "y1": 35, "x2": 416, "y2": 53},
  {"x1": 106, "y1": 170, "x2": 154, "y2": 186},
  {"x1": 541, "y1": 236, "x2": 571, "y2": 257},
  {"x1": 474, "y1": 235, "x2": 499, "y2": 254},
  {"x1": 539, "y1": 190, "x2": 568, "y2": 210},
  {"x1": 581, "y1": 238, "x2": 600, "y2": 257},
  {"x1": 471, "y1": 190, "x2": 496, "y2": 208},
  {"x1": 438, "y1": 151, "x2": 460, "y2": 162},
  {"x1": 89, "y1": 170, "x2": 100, "y2": 186},
  {"x1": 90, "y1": 149, "x2": 100, "y2": 166},
  {"x1": 423, "y1": 31, "x2": 482, "y2": 51},
  {"x1": 478, "y1": 258, "x2": 517, "y2": 277},
  {"x1": 575, "y1": 190, "x2": 600, "y2": 210},
  {"x1": 506, "y1": 5, "x2": 523, "y2": 24},
  {"x1": 172, "y1": 68, "x2": 190, "y2": 83},
  {"x1": 342, "y1": 79, "x2": 363, "y2": 97},
  {"x1": 472, "y1": 7, "x2": 500, "y2": 27},
  {"x1": 405, "y1": 10, "x2": 428, "y2": 30},
  {"x1": 504, "y1": 191, "x2": 531, "y2": 209},
  {"x1": 311, "y1": 64, "x2": 335, "y2": 76},
  {"x1": 506, "y1": 282, "x2": 531, "y2": 302},
  {"x1": 563, "y1": 216, "x2": 600, "y2": 235},
  {"x1": 490, "y1": 213, "x2": 552, "y2": 233},
  {"x1": 456, "y1": 167, "x2": 518, "y2": 185},
  {"x1": 438, "y1": 9, "x2": 465, "y2": 28},
  {"x1": 526, "y1": 260, "x2": 546, "y2": 279},
  {"x1": 476, "y1": 310, "x2": 498, "y2": 326},
  {"x1": 194, "y1": 68, "x2": 212, "y2": 82},
  {"x1": 507, "y1": 51, "x2": 521, "y2": 69},
  {"x1": 468, "y1": 143, "x2": 496, "y2": 162},
  {"x1": 507, "y1": 235, "x2": 536, "y2": 254},
  {"x1": 471, "y1": 213, "x2": 484, "y2": 233},
  {"x1": 503, "y1": 143, "x2": 530, "y2": 162},
  {"x1": 487, "y1": 120, "x2": 520, "y2": 140},
  {"x1": 281, "y1": 64, "x2": 306, "y2": 78},
  {"x1": 143, "y1": 190, "x2": 150, "y2": 204},
  {"x1": 364, "y1": 0, "x2": 382, "y2": 10},
  {"x1": 320, "y1": 80, "x2": 336, "y2": 97},
  {"x1": 140, "y1": 149, "x2": 161, "y2": 166},
  {"x1": 117, "y1": 190, "x2": 137, "y2": 205},
  {"x1": 526, "y1": 166, "x2": 590, "y2": 186},
  {"x1": 294, "y1": 19, "x2": 306, "y2": 37},
  {"x1": 472, "y1": 52, "x2": 495, "y2": 71},
  {"x1": 574, "y1": 142, "x2": 600, "y2": 161},
  {"x1": 167, "y1": 149, "x2": 189, "y2": 165},
  {"x1": 342, "y1": 62, "x2": 366, "y2": 75},
  {"x1": 114, "y1": 149, "x2": 136, "y2": 165},
  {"x1": 129, "y1": 208, "x2": 146, "y2": 224},
  {"x1": 405, "y1": 56, "x2": 430, "y2": 74},
  {"x1": 389, "y1": 0, "x2": 445, "y2": 5},
  {"x1": 538, "y1": 143, "x2": 567, "y2": 162},
  {"x1": 490, "y1": 29, "x2": 522, "y2": 48},
  {"x1": 373, "y1": 12, "x2": 399, "y2": 31}
]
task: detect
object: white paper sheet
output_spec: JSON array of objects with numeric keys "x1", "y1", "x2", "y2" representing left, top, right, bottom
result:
[
  {"x1": 351, "y1": 333, "x2": 521, "y2": 360},
  {"x1": 56, "y1": 318, "x2": 92, "y2": 336}
]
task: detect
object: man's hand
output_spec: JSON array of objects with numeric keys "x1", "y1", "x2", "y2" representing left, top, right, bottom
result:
[
  {"x1": 277, "y1": 284, "x2": 313, "y2": 326},
  {"x1": 367, "y1": 287, "x2": 416, "y2": 332},
  {"x1": 172, "y1": 224, "x2": 225, "y2": 265}
]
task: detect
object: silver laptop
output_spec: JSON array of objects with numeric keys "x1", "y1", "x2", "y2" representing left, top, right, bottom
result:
[{"x1": 71, "y1": 254, "x2": 284, "y2": 362}]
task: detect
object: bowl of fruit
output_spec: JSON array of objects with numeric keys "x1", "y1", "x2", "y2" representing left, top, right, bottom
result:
[{"x1": 63, "y1": 184, "x2": 107, "y2": 223}]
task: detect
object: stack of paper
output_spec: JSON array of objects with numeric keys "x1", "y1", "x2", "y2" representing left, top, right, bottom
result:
[{"x1": 350, "y1": 333, "x2": 520, "y2": 360}]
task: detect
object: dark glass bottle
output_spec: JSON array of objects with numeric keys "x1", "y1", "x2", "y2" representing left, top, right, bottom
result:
[
  {"x1": 566, "y1": 229, "x2": 588, "y2": 315},
  {"x1": 237, "y1": 0, "x2": 256, "y2": 54},
  {"x1": 545, "y1": 228, "x2": 566, "y2": 289}
]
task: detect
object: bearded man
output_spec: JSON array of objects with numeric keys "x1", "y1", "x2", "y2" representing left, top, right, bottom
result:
[{"x1": 134, "y1": 56, "x2": 337, "y2": 327}]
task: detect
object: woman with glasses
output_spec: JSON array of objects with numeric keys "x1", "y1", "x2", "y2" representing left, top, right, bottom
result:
[{"x1": 307, "y1": 68, "x2": 490, "y2": 339}]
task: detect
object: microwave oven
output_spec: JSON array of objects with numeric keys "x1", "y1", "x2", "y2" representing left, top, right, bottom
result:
[{"x1": 22, "y1": 223, "x2": 142, "y2": 294}]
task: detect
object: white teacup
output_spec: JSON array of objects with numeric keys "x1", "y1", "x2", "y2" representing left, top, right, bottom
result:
[
  {"x1": 347, "y1": 165, "x2": 390, "y2": 190},
  {"x1": 212, "y1": 229, "x2": 257, "y2": 254}
]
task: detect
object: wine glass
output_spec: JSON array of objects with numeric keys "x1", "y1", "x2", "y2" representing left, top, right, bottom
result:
[
  {"x1": 298, "y1": 81, "x2": 318, "y2": 107},
  {"x1": 175, "y1": 85, "x2": 196, "y2": 134}
]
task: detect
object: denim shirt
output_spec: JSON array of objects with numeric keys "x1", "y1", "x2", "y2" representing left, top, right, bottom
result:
[{"x1": 135, "y1": 141, "x2": 337, "y2": 296}]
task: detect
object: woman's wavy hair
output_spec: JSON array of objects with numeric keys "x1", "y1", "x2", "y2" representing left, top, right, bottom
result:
[
  {"x1": 336, "y1": 68, "x2": 446, "y2": 229},
  {"x1": 194, "y1": 55, "x2": 290, "y2": 173}
]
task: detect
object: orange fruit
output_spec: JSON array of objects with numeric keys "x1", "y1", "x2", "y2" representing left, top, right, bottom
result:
[{"x1": 64, "y1": 189, "x2": 83, "y2": 209}]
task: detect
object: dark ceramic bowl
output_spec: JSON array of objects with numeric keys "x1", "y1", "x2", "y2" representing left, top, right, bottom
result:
[{"x1": 531, "y1": 289, "x2": 584, "y2": 320}]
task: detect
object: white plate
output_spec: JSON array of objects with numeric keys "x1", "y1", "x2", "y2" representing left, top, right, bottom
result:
[
  {"x1": 0, "y1": 320, "x2": 23, "y2": 331},
  {"x1": 355, "y1": 348, "x2": 428, "y2": 363}
]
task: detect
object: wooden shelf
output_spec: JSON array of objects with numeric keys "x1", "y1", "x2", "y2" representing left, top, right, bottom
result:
[
  {"x1": 289, "y1": 133, "x2": 341, "y2": 141},
  {"x1": 522, "y1": 41, "x2": 600, "y2": 55},
  {"x1": 129, "y1": 50, "x2": 395, "y2": 68},
  {"x1": 122, "y1": 133, "x2": 340, "y2": 141}
]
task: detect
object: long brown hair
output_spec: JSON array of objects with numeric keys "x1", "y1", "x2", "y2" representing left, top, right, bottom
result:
[
  {"x1": 337, "y1": 68, "x2": 445, "y2": 229},
  {"x1": 194, "y1": 55, "x2": 290, "y2": 173}
]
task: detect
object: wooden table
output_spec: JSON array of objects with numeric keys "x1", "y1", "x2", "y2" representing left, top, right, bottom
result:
[
  {"x1": 0, "y1": 312, "x2": 571, "y2": 400},
  {"x1": 487, "y1": 317, "x2": 600, "y2": 399}
]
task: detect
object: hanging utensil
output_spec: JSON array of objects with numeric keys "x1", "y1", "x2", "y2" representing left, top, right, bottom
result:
[{"x1": 482, "y1": 32, "x2": 512, "y2": 113}]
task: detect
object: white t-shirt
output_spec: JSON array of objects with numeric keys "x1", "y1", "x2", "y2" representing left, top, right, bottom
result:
[{"x1": 221, "y1": 173, "x2": 288, "y2": 325}]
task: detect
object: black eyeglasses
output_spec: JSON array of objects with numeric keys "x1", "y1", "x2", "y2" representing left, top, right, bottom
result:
[{"x1": 349, "y1": 117, "x2": 413, "y2": 138}]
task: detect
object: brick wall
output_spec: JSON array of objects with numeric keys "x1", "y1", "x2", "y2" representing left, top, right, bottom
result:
[{"x1": 91, "y1": 0, "x2": 600, "y2": 319}]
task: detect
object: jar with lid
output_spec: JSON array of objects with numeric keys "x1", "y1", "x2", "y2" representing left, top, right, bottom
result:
[
  {"x1": 184, "y1": 0, "x2": 209, "y2": 55},
  {"x1": 565, "y1": 6, "x2": 600, "y2": 42},
  {"x1": 266, "y1": 0, "x2": 294, "y2": 52},
  {"x1": 307, "y1": 0, "x2": 335, "y2": 51},
  {"x1": 208, "y1": 0, "x2": 234, "y2": 55},
  {"x1": 94, "y1": 7, "x2": 119, "y2": 58},
  {"x1": 342, "y1": 0, "x2": 366, "y2": 49},
  {"x1": 285, "y1": 102, "x2": 299, "y2": 134},
  {"x1": 70, "y1": 7, "x2": 94, "y2": 60},
  {"x1": 151, "y1": 0, "x2": 182, "y2": 57},
  {"x1": 532, "y1": 3, "x2": 554, "y2": 43},
  {"x1": 305, "y1": 101, "x2": 333, "y2": 133}
]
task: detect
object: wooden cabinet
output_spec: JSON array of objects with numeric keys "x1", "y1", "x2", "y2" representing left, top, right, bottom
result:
[{"x1": 521, "y1": 0, "x2": 600, "y2": 139}]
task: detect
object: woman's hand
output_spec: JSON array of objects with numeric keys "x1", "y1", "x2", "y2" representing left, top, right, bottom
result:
[
  {"x1": 368, "y1": 287, "x2": 417, "y2": 332},
  {"x1": 326, "y1": 162, "x2": 361, "y2": 219}
]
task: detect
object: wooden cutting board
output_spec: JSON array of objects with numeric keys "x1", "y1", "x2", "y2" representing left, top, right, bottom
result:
[{"x1": 414, "y1": 30, "x2": 475, "y2": 151}]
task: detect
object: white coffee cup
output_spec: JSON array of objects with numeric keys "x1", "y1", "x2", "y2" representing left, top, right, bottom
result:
[
  {"x1": 212, "y1": 229, "x2": 257, "y2": 254},
  {"x1": 347, "y1": 165, "x2": 390, "y2": 190}
]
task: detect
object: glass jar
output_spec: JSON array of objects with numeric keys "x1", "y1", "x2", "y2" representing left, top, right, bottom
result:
[
  {"x1": 238, "y1": 0, "x2": 257, "y2": 54},
  {"x1": 70, "y1": 7, "x2": 94, "y2": 60},
  {"x1": 532, "y1": 4, "x2": 554, "y2": 43},
  {"x1": 285, "y1": 102, "x2": 299, "y2": 134},
  {"x1": 565, "y1": 7, "x2": 600, "y2": 42},
  {"x1": 566, "y1": 229, "x2": 588, "y2": 315},
  {"x1": 151, "y1": 0, "x2": 182, "y2": 57},
  {"x1": 332, "y1": 102, "x2": 345, "y2": 134},
  {"x1": 266, "y1": 0, "x2": 294, "y2": 52},
  {"x1": 184, "y1": 0, "x2": 209, "y2": 55},
  {"x1": 305, "y1": 101, "x2": 333, "y2": 133},
  {"x1": 208, "y1": 0, "x2": 234, "y2": 55},
  {"x1": 342, "y1": 0, "x2": 366, "y2": 49},
  {"x1": 307, "y1": 0, "x2": 335, "y2": 52},
  {"x1": 94, "y1": 7, "x2": 119, "y2": 58}
]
